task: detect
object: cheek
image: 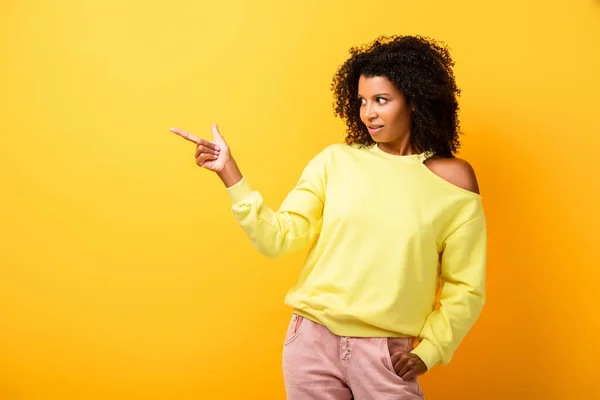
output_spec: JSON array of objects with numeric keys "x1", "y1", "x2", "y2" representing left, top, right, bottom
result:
[
  {"x1": 359, "y1": 109, "x2": 367, "y2": 123},
  {"x1": 378, "y1": 108, "x2": 394, "y2": 123},
  {"x1": 390, "y1": 106, "x2": 411, "y2": 124}
]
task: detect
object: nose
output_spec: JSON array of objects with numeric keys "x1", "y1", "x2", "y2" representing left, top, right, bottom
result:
[{"x1": 363, "y1": 102, "x2": 377, "y2": 120}]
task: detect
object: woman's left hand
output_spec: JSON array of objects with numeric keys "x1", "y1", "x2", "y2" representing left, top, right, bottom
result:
[{"x1": 390, "y1": 351, "x2": 427, "y2": 380}]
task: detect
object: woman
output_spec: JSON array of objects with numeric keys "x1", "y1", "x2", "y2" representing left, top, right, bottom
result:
[{"x1": 171, "y1": 35, "x2": 487, "y2": 399}]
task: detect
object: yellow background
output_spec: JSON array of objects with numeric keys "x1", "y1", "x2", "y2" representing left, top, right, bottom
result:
[{"x1": 1, "y1": 0, "x2": 599, "y2": 399}]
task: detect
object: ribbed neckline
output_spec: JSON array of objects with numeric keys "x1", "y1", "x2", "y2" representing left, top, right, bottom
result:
[{"x1": 369, "y1": 144, "x2": 428, "y2": 163}]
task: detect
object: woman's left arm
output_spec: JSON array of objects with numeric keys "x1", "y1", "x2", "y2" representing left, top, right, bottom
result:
[{"x1": 410, "y1": 213, "x2": 488, "y2": 371}]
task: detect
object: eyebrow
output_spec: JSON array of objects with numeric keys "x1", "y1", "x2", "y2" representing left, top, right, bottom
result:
[{"x1": 357, "y1": 93, "x2": 391, "y2": 97}]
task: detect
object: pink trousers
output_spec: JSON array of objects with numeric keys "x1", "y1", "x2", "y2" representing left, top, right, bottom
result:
[{"x1": 282, "y1": 314, "x2": 424, "y2": 399}]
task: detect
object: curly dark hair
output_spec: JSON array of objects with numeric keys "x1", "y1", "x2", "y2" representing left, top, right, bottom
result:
[{"x1": 331, "y1": 35, "x2": 461, "y2": 158}]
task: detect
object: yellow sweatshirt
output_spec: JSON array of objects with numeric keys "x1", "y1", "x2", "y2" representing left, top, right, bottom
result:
[{"x1": 225, "y1": 143, "x2": 487, "y2": 370}]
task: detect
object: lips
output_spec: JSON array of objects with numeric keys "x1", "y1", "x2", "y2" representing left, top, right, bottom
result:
[{"x1": 367, "y1": 125, "x2": 384, "y2": 133}]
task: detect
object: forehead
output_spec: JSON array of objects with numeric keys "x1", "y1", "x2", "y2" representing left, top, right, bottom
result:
[{"x1": 357, "y1": 75, "x2": 399, "y2": 95}]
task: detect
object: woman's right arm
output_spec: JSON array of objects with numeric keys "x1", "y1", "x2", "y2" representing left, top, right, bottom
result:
[{"x1": 170, "y1": 124, "x2": 327, "y2": 259}]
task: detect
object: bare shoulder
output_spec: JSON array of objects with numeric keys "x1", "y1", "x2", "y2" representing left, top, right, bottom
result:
[{"x1": 423, "y1": 156, "x2": 480, "y2": 195}]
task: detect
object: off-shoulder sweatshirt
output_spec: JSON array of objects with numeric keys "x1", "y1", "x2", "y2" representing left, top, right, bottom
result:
[{"x1": 225, "y1": 143, "x2": 487, "y2": 370}]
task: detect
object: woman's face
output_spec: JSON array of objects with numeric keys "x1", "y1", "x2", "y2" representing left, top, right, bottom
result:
[{"x1": 357, "y1": 75, "x2": 413, "y2": 144}]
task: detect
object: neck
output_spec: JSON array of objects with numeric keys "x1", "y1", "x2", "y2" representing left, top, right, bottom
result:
[{"x1": 376, "y1": 136, "x2": 420, "y2": 156}]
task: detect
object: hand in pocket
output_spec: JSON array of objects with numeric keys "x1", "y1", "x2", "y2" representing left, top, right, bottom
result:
[{"x1": 390, "y1": 351, "x2": 427, "y2": 380}]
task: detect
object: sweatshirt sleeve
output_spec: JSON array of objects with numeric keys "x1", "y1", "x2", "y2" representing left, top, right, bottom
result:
[
  {"x1": 411, "y1": 213, "x2": 487, "y2": 370},
  {"x1": 224, "y1": 148, "x2": 329, "y2": 259}
]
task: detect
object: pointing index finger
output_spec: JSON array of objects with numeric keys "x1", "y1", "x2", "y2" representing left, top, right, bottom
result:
[
  {"x1": 169, "y1": 127, "x2": 202, "y2": 144},
  {"x1": 169, "y1": 127, "x2": 220, "y2": 151}
]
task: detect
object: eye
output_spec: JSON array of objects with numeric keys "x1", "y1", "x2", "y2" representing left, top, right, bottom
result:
[{"x1": 357, "y1": 97, "x2": 387, "y2": 105}]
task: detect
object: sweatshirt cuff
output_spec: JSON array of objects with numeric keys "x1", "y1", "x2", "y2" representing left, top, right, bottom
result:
[
  {"x1": 225, "y1": 176, "x2": 253, "y2": 204},
  {"x1": 410, "y1": 338, "x2": 442, "y2": 371}
]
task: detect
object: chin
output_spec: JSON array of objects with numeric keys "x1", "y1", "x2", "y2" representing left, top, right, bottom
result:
[{"x1": 370, "y1": 136, "x2": 388, "y2": 143}]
